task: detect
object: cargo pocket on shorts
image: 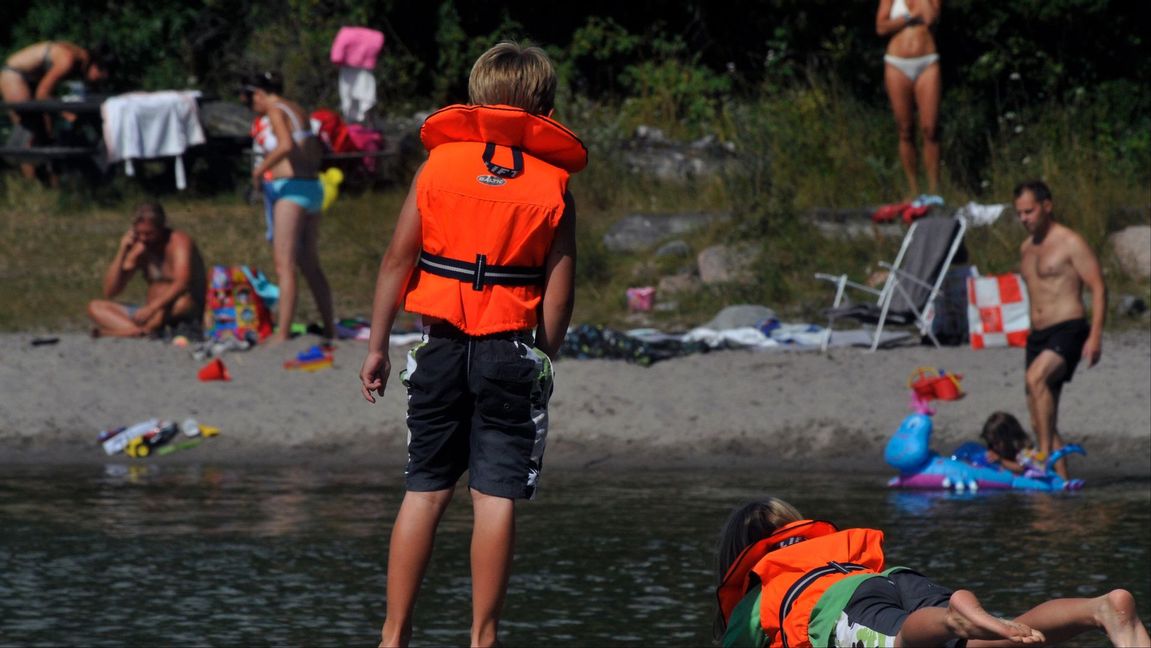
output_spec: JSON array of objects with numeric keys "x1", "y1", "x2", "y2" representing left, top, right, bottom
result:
[{"x1": 476, "y1": 356, "x2": 537, "y2": 428}]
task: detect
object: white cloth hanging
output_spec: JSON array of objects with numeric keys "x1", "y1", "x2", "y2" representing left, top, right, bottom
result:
[
  {"x1": 338, "y1": 67, "x2": 377, "y2": 123},
  {"x1": 101, "y1": 91, "x2": 205, "y2": 190}
]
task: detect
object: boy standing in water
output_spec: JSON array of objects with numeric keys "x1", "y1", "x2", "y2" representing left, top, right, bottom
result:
[{"x1": 358, "y1": 41, "x2": 585, "y2": 647}]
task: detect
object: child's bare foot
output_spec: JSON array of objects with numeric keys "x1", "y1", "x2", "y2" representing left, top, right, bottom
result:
[
  {"x1": 947, "y1": 590, "x2": 1045, "y2": 644},
  {"x1": 1094, "y1": 589, "x2": 1151, "y2": 647}
]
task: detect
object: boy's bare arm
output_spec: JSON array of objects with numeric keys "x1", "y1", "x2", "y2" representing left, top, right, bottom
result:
[
  {"x1": 536, "y1": 192, "x2": 577, "y2": 358},
  {"x1": 360, "y1": 168, "x2": 424, "y2": 403}
]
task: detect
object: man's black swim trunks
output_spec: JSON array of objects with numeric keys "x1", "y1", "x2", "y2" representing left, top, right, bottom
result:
[{"x1": 1025, "y1": 318, "x2": 1090, "y2": 383}]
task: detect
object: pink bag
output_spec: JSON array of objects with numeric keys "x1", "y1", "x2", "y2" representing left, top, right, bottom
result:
[{"x1": 346, "y1": 124, "x2": 383, "y2": 172}]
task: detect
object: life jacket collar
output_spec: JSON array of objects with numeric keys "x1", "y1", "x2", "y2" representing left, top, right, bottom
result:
[{"x1": 420, "y1": 104, "x2": 588, "y2": 173}]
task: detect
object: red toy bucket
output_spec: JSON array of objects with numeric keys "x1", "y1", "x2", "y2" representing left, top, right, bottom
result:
[
  {"x1": 932, "y1": 374, "x2": 963, "y2": 400},
  {"x1": 908, "y1": 367, "x2": 939, "y2": 399}
]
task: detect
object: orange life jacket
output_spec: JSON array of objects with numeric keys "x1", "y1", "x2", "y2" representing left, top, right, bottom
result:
[
  {"x1": 716, "y1": 520, "x2": 887, "y2": 648},
  {"x1": 403, "y1": 104, "x2": 587, "y2": 336}
]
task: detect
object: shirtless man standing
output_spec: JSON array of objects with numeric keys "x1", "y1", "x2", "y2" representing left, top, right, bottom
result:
[
  {"x1": 1016, "y1": 180, "x2": 1106, "y2": 479},
  {"x1": 88, "y1": 203, "x2": 207, "y2": 338}
]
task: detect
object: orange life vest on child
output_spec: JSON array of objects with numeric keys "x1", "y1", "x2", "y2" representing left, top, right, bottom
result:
[
  {"x1": 402, "y1": 104, "x2": 588, "y2": 336},
  {"x1": 717, "y1": 520, "x2": 888, "y2": 648}
]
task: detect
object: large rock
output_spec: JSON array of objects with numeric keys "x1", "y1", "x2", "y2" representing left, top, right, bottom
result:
[
  {"x1": 697, "y1": 243, "x2": 758, "y2": 285},
  {"x1": 603, "y1": 212, "x2": 731, "y2": 252},
  {"x1": 703, "y1": 304, "x2": 777, "y2": 330},
  {"x1": 1110, "y1": 225, "x2": 1151, "y2": 280},
  {"x1": 198, "y1": 101, "x2": 254, "y2": 137},
  {"x1": 622, "y1": 126, "x2": 735, "y2": 181}
]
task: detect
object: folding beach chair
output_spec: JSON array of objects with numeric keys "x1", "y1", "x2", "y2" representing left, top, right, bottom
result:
[{"x1": 814, "y1": 214, "x2": 967, "y2": 352}]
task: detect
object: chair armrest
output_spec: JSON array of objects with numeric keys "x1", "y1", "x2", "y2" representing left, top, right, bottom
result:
[
  {"x1": 888, "y1": 267, "x2": 936, "y2": 291},
  {"x1": 814, "y1": 273, "x2": 881, "y2": 297}
]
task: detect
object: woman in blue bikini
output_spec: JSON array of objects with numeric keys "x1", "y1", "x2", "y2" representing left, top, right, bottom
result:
[
  {"x1": 244, "y1": 71, "x2": 335, "y2": 342},
  {"x1": 877, "y1": 0, "x2": 942, "y2": 204}
]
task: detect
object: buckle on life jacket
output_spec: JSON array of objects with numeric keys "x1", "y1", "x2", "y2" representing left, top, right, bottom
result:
[
  {"x1": 482, "y1": 142, "x2": 524, "y2": 178},
  {"x1": 418, "y1": 250, "x2": 544, "y2": 291}
]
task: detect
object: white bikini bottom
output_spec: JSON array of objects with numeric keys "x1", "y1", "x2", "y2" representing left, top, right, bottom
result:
[{"x1": 884, "y1": 53, "x2": 940, "y2": 82}]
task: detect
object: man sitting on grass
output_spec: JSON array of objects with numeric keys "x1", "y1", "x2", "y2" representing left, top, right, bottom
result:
[{"x1": 87, "y1": 202, "x2": 206, "y2": 338}]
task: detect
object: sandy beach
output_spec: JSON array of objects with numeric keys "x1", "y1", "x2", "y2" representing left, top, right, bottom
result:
[{"x1": 1, "y1": 329, "x2": 1148, "y2": 478}]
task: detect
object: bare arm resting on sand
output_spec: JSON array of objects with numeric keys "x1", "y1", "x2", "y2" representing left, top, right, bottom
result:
[
  {"x1": 360, "y1": 167, "x2": 423, "y2": 403},
  {"x1": 535, "y1": 192, "x2": 577, "y2": 359}
]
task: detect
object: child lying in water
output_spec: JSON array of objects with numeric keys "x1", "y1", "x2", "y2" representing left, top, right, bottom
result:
[
  {"x1": 714, "y1": 497, "x2": 1150, "y2": 647},
  {"x1": 979, "y1": 410, "x2": 1085, "y2": 478}
]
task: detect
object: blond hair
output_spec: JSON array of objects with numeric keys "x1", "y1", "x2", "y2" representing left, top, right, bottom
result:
[{"x1": 468, "y1": 41, "x2": 557, "y2": 115}]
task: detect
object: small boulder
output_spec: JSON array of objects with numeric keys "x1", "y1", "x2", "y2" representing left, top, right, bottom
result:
[
  {"x1": 703, "y1": 304, "x2": 777, "y2": 330},
  {"x1": 697, "y1": 243, "x2": 758, "y2": 285},
  {"x1": 654, "y1": 239, "x2": 692, "y2": 258},
  {"x1": 603, "y1": 213, "x2": 730, "y2": 252},
  {"x1": 658, "y1": 272, "x2": 702, "y2": 295},
  {"x1": 1109, "y1": 225, "x2": 1151, "y2": 280}
]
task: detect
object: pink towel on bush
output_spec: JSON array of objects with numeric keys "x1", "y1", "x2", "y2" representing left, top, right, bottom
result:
[{"x1": 330, "y1": 27, "x2": 385, "y2": 69}]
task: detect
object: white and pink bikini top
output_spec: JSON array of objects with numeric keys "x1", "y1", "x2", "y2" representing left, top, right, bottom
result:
[
  {"x1": 889, "y1": 0, "x2": 911, "y2": 19},
  {"x1": 253, "y1": 102, "x2": 316, "y2": 155}
]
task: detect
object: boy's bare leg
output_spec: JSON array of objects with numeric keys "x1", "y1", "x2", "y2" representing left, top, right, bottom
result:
[
  {"x1": 380, "y1": 488, "x2": 455, "y2": 648},
  {"x1": 897, "y1": 590, "x2": 1043, "y2": 647},
  {"x1": 967, "y1": 589, "x2": 1151, "y2": 648},
  {"x1": 470, "y1": 489, "x2": 515, "y2": 648}
]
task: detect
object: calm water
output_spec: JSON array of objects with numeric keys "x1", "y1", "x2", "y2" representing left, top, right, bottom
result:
[{"x1": 0, "y1": 464, "x2": 1148, "y2": 646}]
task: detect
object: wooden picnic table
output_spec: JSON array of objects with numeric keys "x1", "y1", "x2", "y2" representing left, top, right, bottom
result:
[
  {"x1": 0, "y1": 98, "x2": 106, "y2": 160},
  {"x1": 1, "y1": 97, "x2": 399, "y2": 186},
  {"x1": 0, "y1": 98, "x2": 105, "y2": 113}
]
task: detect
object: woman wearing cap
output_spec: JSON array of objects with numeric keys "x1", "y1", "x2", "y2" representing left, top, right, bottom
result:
[
  {"x1": 243, "y1": 70, "x2": 334, "y2": 342},
  {"x1": 877, "y1": 0, "x2": 943, "y2": 204}
]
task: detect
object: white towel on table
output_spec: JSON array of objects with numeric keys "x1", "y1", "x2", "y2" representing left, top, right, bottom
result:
[{"x1": 102, "y1": 91, "x2": 205, "y2": 189}]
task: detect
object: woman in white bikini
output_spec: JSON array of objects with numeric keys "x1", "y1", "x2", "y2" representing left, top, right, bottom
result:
[
  {"x1": 243, "y1": 70, "x2": 335, "y2": 342},
  {"x1": 877, "y1": 0, "x2": 942, "y2": 203}
]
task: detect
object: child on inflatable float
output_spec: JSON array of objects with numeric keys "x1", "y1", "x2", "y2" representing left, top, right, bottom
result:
[
  {"x1": 885, "y1": 371, "x2": 1085, "y2": 491},
  {"x1": 713, "y1": 497, "x2": 1151, "y2": 648}
]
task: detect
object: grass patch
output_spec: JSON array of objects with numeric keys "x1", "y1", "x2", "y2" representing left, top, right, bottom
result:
[{"x1": 1, "y1": 84, "x2": 1147, "y2": 333}]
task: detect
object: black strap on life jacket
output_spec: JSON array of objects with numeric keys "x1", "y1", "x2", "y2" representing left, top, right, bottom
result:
[
  {"x1": 482, "y1": 142, "x2": 524, "y2": 178},
  {"x1": 778, "y1": 561, "x2": 868, "y2": 648},
  {"x1": 418, "y1": 250, "x2": 544, "y2": 291}
]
